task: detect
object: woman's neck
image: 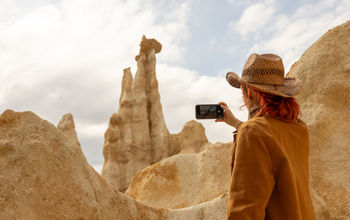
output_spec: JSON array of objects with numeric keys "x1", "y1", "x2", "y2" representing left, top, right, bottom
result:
[{"x1": 248, "y1": 105, "x2": 261, "y2": 119}]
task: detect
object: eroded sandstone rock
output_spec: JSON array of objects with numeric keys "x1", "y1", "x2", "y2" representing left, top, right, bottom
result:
[
  {"x1": 126, "y1": 142, "x2": 232, "y2": 209},
  {"x1": 171, "y1": 120, "x2": 209, "y2": 154},
  {"x1": 101, "y1": 36, "x2": 209, "y2": 191},
  {"x1": 287, "y1": 21, "x2": 350, "y2": 219},
  {"x1": 57, "y1": 113, "x2": 81, "y2": 148},
  {"x1": 0, "y1": 110, "x2": 128, "y2": 219},
  {"x1": 0, "y1": 110, "x2": 227, "y2": 220}
]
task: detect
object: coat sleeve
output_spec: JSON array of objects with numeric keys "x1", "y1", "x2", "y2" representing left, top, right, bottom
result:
[{"x1": 227, "y1": 125, "x2": 275, "y2": 220}]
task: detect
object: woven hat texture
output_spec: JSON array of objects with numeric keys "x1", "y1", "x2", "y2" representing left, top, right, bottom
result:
[{"x1": 226, "y1": 53, "x2": 301, "y2": 97}]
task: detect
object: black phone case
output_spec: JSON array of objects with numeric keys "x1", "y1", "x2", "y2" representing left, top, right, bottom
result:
[{"x1": 195, "y1": 104, "x2": 224, "y2": 119}]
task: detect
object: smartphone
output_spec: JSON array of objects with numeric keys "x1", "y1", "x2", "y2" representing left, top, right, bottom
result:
[{"x1": 195, "y1": 104, "x2": 224, "y2": 119}]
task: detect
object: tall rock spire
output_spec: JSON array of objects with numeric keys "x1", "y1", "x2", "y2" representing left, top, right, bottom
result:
[{"x1": 102, "y1": 36, "x2": 207, "y2": 191}]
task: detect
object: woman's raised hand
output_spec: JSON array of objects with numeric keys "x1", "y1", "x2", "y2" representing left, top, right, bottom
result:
[{"x1": 215, "y1": 102, "x2": 243, "y2": 129}]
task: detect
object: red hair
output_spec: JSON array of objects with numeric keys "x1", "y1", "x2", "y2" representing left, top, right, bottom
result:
[{"x1": 241, "y1": 85, "x2": 300, "y2": 122}]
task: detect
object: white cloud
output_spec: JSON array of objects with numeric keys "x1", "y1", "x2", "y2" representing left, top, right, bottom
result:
[
  {"x1": 227, "y1": 0, "x2": 255, "y2": 7},
  {"x1": 231, "y1": 0, "x2": 275, "y2": 37},
  {"x1": 231, "y1": 0, "x2": 350, "y2": 71},
  {"x1": 77, "y1": 123, "x2": 108, "y2": 139}
]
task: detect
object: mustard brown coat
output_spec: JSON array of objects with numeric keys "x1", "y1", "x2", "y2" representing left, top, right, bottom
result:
[{"x1": 227, "y1": 115, "x2": 315, "y2": 220}]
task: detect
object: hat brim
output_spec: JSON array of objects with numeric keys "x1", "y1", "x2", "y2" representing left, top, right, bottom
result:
[{"x1": 226, "y1": 72, "x2": 302, "y2": 98}]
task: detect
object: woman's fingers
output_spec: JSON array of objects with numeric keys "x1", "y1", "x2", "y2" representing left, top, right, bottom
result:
[
  {"x1": 216, "y1": 102, "x2": 236, "y2": 126},
  {"x1": 218, "y1": 101, "x2": 227, "y2": 107},
  {"x1": 219, "y1": 103, "x2": 229, "y2": 111},
  {"x1": 220, "y1": 105, "x2": 228, "y2": 110}
]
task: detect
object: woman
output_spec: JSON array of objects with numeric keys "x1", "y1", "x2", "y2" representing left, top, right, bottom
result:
[{"x1": 216, "y1": 53, "x2": 315, "y2": 220}]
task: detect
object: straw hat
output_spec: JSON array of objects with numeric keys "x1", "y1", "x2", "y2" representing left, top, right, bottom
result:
[{"x1": 226, "y1": 53, "x2": 301, "y2": 97}]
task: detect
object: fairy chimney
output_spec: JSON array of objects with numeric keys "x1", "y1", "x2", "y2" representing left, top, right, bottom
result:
[{"x1": 101, "y1": 36, "x2": 209, "y2": 191}]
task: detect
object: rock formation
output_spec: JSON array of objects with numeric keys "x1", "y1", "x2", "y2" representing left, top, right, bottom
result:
[
  {"x1": 126, "y1": 142, "x2": 232, "y2": 209},
  {"x1": 0, "y1": 110, "x2": 126, "y2": 219},
  {"x1": 101, "y1": 36, "x2": 209, "y2": 191},
  {"x1": 57, "y1": 113, "x2": 81, "y2": 148},
  {"x1": 171, "y1": 120, "x2": 209, "y2": 154},
  {"x1": 287, "y1": 21, "x2": 350, "y2": 219},
  {"x1": 0, "y1": 110, "x2": 227, "y2": 220}
]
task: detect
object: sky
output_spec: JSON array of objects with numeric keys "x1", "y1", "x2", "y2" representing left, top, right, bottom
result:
[{"x1": 1, "y1": 0, "x2": 349, "y2": 172}]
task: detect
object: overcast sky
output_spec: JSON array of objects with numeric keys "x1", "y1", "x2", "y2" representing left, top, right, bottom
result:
[{"x1": 1, "y1": 0, "x2": 349, "y2": 172}]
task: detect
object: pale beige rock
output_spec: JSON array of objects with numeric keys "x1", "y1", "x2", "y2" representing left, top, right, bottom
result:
[
  {"x1": 57, "y1": 113, "x2": 81, "y2": 148},
  {"x1": 171, "y1": 120, "x2": 209, "y2": 154},
  {"x1": 0, "y1": 110, "x2": 130, "y2": 219},
  {"x1": 287, "y1": 21, "x2": 350, "y2": 219},
  {"x1": 126, "y1": 142, "x2": 232, "y2": 209},
  {"x1": 164, "y1": 193, "x2": 228, "y2": 220},
  {"x1": 101, "y1": 36, "x2": 209, "y2": 191},
  {"x1": 0, "y1": 109, "x2": 227, "y2": 220}
]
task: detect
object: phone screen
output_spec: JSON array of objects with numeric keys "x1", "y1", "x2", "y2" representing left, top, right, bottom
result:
[{"x1": 195, "y1": 104, "x2": 224, "y2": 119}]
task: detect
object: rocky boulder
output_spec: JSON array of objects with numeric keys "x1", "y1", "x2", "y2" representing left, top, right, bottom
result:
[
  {"x1": 287, "y1": 20, "x2": 350, "y2": 219},
  {"x1": 0, "y1": 109, "x2": 227, "y2": 220},
  {"x1": 0, "y1": 110, "x2": 157, "y2": 219},
  {"x1": 126, "y1": 142, "x2": 232, "y2": 209}
]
